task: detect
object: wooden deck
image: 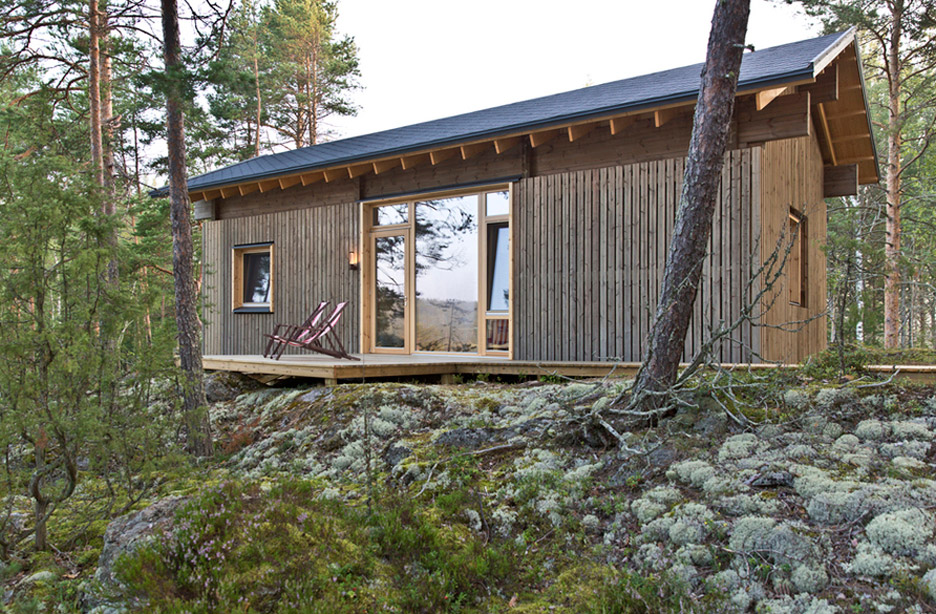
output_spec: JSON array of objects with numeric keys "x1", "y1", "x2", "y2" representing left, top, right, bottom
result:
[
  {"x1": 203, "y1": 354, "x2": 936, "y2": 384},
  {"x1": 203, "y1": 353, "x2": 643, "y2": 382}
]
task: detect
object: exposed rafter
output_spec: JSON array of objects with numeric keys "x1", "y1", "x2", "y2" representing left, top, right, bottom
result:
[
  {"x1": 401, "y1": 153, "x2": 430, "y2": 169},
  {"x1": 756, "y1": 86, "x2": 792, "y2": 111},
  {"x1": 430, "y1": 148, "x2": 459, "y2": 165},
  {"x1": 529, "y1": 130, "x2": 559, "y2": 148},
  {"x1": 567, "y1": 123, "x2": 596, "y2": 142},
  {"x1": 460, "y1": 142, "x2": 490, "y2": 159},
  {"x1": 609, "y1": 116, "x2": 636, "y2": 135},
  {"x1": 348, "y1": 163, "x2": 372, "y2": 179},
  {"x1": 373, "y1": 159, "x2": 400, "y2": 174},
  {"x1": 494, "y1": 136, "x2": 521, "y2": 154},
  {"x1": 278, "y1": 176, "x2": 301, "y2": 190},
  {"x1": 323, "y1": 168, "x2": 346, "y2": 183},
  {"x1": 300, "y1": 172, "x2": 324, "y2": 186},
  {"x1": 258, "y1": 179, "x2": 279, "y2": 193},
  {"x1": 654, "y1": 107, "x2": 681, "y2": 128}
]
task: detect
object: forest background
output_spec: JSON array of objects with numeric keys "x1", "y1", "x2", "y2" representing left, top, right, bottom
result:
[{"x1": 0, "y1": 0, "x2": 934, "y2": 605}]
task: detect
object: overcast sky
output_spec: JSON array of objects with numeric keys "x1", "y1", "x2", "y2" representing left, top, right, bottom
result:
[{"x1": 327, "y1": 0, "x2": 822, "y2": 140}]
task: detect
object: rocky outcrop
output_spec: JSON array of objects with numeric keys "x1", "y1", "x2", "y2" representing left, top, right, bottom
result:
[
  {"x1": 204, "y1": 371, "x2": 263, "y2": 403},
  {"x1": 95, "y1": 496, "x2": 186, "y2": 592}
]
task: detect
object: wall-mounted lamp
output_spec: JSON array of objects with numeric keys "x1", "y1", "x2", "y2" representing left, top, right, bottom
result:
[{"x1": 348, "y1": 249, "x2": 359, "y2": 271}]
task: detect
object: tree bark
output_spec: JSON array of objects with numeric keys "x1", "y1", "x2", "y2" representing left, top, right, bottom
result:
[
  {"x1": 88, "y1": 0, "x2": 104, "y2": 189},
  {"x1": 629, "y1": 0, "x2": 750, "y2": 409},
  {"x1": 101, "y1": 2, "x2": 119, "y2": 286},
  {"x1": 883, "y1": 2, "x2": 903, "y2": 348},
  {"x1": 161, "y1": 0, "x2": 212, "y2": 456},
  {"x1": 254, "y1": 54, "x2": 261, "y2": 157}
]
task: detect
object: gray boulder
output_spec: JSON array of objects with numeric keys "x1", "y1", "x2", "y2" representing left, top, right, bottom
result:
[
  {"x1": 204, "y1": 371, "x2": 263, "y2": 402},
  {"x1": 95, "y1": 496, "x2": 186, "y2": 591}
]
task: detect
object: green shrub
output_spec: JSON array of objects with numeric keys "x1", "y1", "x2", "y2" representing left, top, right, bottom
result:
[{"x1": 117, "y1": 479, "x2": 520, "y2": 613}]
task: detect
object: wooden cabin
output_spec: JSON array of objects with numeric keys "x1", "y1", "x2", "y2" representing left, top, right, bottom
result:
[{"x1": 176, "y1": 30, "x2": 878, "y2": 378}]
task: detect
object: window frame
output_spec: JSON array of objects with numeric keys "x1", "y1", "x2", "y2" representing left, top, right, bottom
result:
[
  {"x1": 479, "y1": 192, "x2": 510, "y2": 356},
  {"x1": 788, "y1": 209, "x2": 807, "y2": 308},
  {"x1": 232, "y1": 242, "x2": 274, "y2": 313},
  {"x1": 362, "y1": 184, "x2": 512, "y2": 357}
]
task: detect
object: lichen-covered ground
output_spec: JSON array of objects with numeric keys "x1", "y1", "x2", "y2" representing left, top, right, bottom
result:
[
  {"x1": 190, "y1": 372, "x2": 936, "y2": 613},
  {"x1": 6, "y1": 368, "x2": 936, "y2": 613}
]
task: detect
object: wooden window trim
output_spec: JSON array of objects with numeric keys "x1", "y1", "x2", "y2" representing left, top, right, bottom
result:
[
  {"x1": 232, "y1": 242, "x2": 274, "y2": 313},
  {"x1": 788, "y1": 209, "x2": 807, "y2": 308},
  {"x1": 361, "y1": 186, "x2": 512, "y2": 356},
  {"x1": 479, "y1": 191, "x2": 511, "y2": 356}
]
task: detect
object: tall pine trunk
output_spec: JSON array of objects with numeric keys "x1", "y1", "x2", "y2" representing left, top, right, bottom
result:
[
  {"x1": 161, "y1": 0, "x2": 212, "y2": 457},
  {"x1": 89, "y1": 0, "x2": 103, "y2": 188},
  {"x1": 629, "y1": 0, "x2": 751, "y2": 410},
  {"x1": 90, "y1": 0, "x2": 119, "y2": 286},
  {"x1": 883, "y1": 3, "x2": 903, "y2": 348}
]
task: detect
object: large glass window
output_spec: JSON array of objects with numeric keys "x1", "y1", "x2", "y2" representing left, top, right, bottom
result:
[
  {"x1": 415, "y1": 196, "x2": 478, "y2": 352},
  {"x1": 373, "y1": 203, "x2": 408, "y2": 226},
  {"x1": 374, "y1": 235, "x2": 407, "y2": 349},
  {"x1": 486, "y1": 223, "x2": 509, "y2": 312},
  {"x1": 367, "y1": 187, "x2": 510, "y2": 355},
  {"x1": 233, "y1": 243, "x2": 273, "y2": 312}
]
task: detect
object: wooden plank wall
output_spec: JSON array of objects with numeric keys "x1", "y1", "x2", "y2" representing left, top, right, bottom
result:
[
  {"x1": 759, "y1": 134, "x2": 828, "y2": 363},
  {"x1": 202, "y1": 202, "x2": 360, "y2": 355},
  {"x1": 514, "y1": 149, "x2": 760, "y2": 363}
]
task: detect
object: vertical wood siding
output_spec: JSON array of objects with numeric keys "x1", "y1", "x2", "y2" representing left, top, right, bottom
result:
[
  {"x1": 514, "y1": 149, "x2": 760, "y2": 363},
  {"x1": 759, "y1": 134, "x2": 828, "y2": 363},
  {"x1": 202, "y1": 202, "x2": 360, "y2": 355}
]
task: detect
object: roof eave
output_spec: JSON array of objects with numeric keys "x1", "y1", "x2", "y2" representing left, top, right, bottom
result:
[{"x1": 162, "y1": 68, "x2": 817, "y2": 198}]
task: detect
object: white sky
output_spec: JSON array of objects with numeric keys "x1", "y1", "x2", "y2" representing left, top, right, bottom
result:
[{"x1": 327, "y1": 0, "x2": 822, "y2": 140}]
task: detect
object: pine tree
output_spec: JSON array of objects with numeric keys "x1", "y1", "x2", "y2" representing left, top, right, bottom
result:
[
  {"x1": 784, "y1": 0, "x2": 936, "y2": 348},
  {"x1": 629, "y1": 0, "x2": 751, "y2": 412},
  {"x1": 261, "y1": 0, "x2": 360, "y2": 147}
]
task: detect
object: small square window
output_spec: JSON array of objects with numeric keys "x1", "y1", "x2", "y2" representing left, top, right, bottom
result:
[{"x1": 233, "y1": 243, "x2": 273, "y2": 312}]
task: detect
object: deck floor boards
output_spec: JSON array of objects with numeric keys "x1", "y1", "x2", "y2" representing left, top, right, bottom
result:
[{"x1": 203, "y1": 354, "x2": 936, "y2": 383}]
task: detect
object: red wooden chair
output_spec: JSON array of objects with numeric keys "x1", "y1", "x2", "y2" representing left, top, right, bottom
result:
[
  {"x1": 266, "y1": 301, "x2": 359, "y2": 361},
  {"x1": 262, "y1": 301, "x2": 329, "y2": 359}
]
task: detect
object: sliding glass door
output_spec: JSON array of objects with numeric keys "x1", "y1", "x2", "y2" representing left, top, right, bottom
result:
[
  {"x1": 372, "y1": 230, "x2": 409, "y2": 352},
  {"x1": 367, "y1": 188, "x2": 510, "y2": 356},
  {"x1": 415, "y1": 195, "x2": 479, "y2": 352}
]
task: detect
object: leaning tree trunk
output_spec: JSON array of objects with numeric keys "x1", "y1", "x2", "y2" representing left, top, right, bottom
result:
[
  {"x1": 161, "y1": 0, "x2": 212, "y2": 456},
  {"x1": 629, "y1": 0, "x2": 751, "y2": 411}
]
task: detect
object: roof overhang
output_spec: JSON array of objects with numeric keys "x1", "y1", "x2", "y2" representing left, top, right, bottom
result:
[{"x1": 158, "y1": 29, "x2": 878, "y2": 202}]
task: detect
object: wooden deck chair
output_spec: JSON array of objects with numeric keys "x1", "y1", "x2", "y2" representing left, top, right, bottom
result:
[
  {"x1": 262, "y1": 300, "x2": 329, "y2": 359},
  {"x1": 269, "y1": 301, "x2": 359, "y2": 361}
]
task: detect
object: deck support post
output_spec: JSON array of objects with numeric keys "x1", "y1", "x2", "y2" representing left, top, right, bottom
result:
[
  {"x1": 324, "y1": 378, "x2": 339, "y2": 386},
  {"x1": 440, "y1": 373, "x2": 457, "y2": 385}
]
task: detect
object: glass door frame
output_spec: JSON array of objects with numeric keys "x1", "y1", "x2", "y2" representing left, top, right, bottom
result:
[
  {"x1": 479, "y1": 196, "x2": 510, "y2": 357},
  {"x1": 368, "y1": 213, "x2": 413, "y2": 355},
  {"x1": 360, "y1": 184, "x2": 513, "y2": 358}
]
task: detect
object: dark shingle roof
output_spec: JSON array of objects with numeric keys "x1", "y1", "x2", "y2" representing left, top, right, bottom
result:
[{"x1": 172, "y1": 30, "x2": 850, "y2": 196}]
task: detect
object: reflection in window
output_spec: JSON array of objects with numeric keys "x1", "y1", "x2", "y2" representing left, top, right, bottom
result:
[
  {"x1": 233, "y1": 243, "x2": 273, "y2": 312},
  {"x1": 486, "y1": 319, "x2": 509, "y2": 352},
  {"x1": 243, "y1": 252, "x2": 271, "y2": 304},
  {"x1": 373, "y1": 203, "x2": 408, "y2": 226},
  {"x1": 375, "y1": 235, "x2": 406, "y2": 348},
  {"x1": 415, "y1": 196, "x2": 478, "y2": 352},
  {"x1": 486, "y1": 191, "x2": 509, "y2": 217},
  {"x1": 486, "y1": 223, "x2": 509, "y2": 312}
]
